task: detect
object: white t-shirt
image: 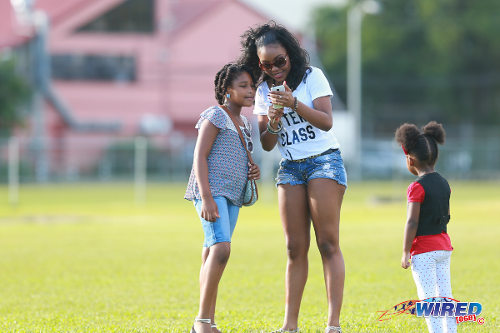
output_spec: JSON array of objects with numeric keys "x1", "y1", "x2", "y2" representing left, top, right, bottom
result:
[{"x1": 253, "y1": 66, "x2": 340, "y2": 160}]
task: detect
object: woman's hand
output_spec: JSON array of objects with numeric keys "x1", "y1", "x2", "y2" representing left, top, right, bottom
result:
[
  {"x1": 268, "y1": 81, "x2": 294, "y2": 109},
  {"x1": 201, "y1": 197, "x2": 219, "y2": 222},
  {"x1": 248, "y1": 163, "x2": 260, "y2": 180},
  {"x1": 401, "y1": 252, "x2": 411, "y2": 269},
  {"x1": 267, "y1": 105, "x2": 284, "y2": 126}
]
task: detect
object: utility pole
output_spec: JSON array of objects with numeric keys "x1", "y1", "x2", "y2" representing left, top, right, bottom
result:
[
  {"x1": 11, "y1": 0, "x2": 50, "y2": 182},
  {"x1": 346, "y1": 0, "x2": 380, "y2": 180}
]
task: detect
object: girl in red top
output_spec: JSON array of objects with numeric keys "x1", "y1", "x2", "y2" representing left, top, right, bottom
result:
[{"x1": 396, "y1": 121, "x2": 456, "y2": 333}]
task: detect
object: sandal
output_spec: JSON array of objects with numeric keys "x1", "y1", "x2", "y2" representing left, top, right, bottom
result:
[
  {"x1": 190, "y1": 318, "x2": 211, "y2": 333},
  {"x1": 270, "y1": 329, "x2": 299, "y2": 333},
  {"x1": 325, "y1": 326, "x2": 342, "y2": 333},
  {"x1": 211, "y1": 322, "x2": 221, "y2": 333}
]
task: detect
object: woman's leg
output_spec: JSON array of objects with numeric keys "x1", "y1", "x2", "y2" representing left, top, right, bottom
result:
[
  {"x1": 307, "y1": 178, "x2": 345, "y2": 327},
  {"x1": 435, "y1": 251, "x2": 457, "y2": 333},
  {"x1": 411, "y1": 251, "x2": 443, "y2": 333},
  {"x1": 278, "y1": 184, "x2": 311, "y2": 331}
]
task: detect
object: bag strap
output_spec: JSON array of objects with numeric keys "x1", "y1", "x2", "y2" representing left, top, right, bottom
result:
[{"x1": 219, "y1": 105, "x2": 255, "y2": 165}]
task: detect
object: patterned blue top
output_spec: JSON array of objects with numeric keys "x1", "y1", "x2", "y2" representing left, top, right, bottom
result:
[{"x1": 184, "y1": 106, "x2": 253, "y2": 207}]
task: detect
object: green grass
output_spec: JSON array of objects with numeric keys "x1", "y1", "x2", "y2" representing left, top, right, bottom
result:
[{"x1": 0, "y1": 181, "x2": 498, "y2": 332}]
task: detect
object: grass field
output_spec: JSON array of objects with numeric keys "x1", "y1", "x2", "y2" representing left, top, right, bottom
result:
[{"x1": 0, "y1": 181, "x2": 499, "y2": 332}]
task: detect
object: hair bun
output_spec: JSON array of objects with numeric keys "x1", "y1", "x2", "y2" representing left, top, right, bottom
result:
[
  {"x1": 422, "y1": 121, "x2": 445, "y2": 144},
  {"x1": 395, "y1": 123, "x2": 421, "y2": 152}
]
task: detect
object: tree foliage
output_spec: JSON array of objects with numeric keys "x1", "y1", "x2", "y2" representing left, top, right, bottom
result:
[
  {"x1": 313, "y1": 0, "x2": 500, "y2": 133},
  {"x1": 0, "y1": 58, "x2": 30, "y2": 136}
]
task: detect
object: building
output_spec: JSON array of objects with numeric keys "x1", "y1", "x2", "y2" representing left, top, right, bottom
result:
[
  {"x1": 2, "y1": 0, "x2": 272, "y2": 135},
  {"x1": 0, "y1": 0, "x2": 272, "y2": 179}
]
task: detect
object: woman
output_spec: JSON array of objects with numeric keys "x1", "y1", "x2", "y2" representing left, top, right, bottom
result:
[{"x1": 239, "y1": 22, "x2": 347, "y2": 333}]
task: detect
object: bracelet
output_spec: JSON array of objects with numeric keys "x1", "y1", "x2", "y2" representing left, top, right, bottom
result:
[
  {"x1": 293, "y1": 97, "x2": 298, "y2": 112},
  {"x1": 266, "y1": 121, "x2": 282, "y2": 134}
]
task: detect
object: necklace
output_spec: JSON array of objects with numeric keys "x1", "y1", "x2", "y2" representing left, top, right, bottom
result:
[{"x1": 223, "y1": 103, "x2": 245, "y2": 127}]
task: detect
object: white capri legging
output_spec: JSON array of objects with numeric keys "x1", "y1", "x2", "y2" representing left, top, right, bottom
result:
[{"x1": 411, "y1": 250, "x2": 457, "y2": 333}]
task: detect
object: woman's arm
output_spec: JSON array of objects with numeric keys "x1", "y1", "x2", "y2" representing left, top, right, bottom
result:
[
  {"x1": 268, "y1": 83, "x2": 333, "y2": 131},
  {"x1": 257, "y1": 113, "x2": 281, "y2": 151},
  {"x1": 193, "y1": 119, "x2": 220, "y2": 222},
  {"x1": 401, "y1": 202, "x2": 420, "y2": 269},
  {"x1": 296, "y1": 95, "x2": 333, "y2": 131}
]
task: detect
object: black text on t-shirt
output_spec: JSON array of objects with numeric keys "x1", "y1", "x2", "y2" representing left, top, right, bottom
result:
[{"x1": 280, "y1": 125, "x2": 316, "y2": 146}]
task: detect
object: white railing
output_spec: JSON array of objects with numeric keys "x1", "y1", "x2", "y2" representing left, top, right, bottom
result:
[{"x1": 1, "y1": 132, "x2": 499, "y2": 205}]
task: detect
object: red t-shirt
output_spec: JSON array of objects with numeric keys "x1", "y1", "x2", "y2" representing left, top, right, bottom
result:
[{"x1": 407, "y1": 181, "x2": 453, "y2": 256}]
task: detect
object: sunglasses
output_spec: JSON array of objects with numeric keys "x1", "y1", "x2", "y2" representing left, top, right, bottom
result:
[
  {"x1": 259, "y1": 55, "x2": 288, "y2": 71},
  {"x1": 242, "y1": 126, "x2": 253, "y2": 153}
]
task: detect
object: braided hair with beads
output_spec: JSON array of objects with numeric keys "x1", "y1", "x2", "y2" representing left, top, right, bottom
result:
[{"x1": 214, "y1": 63, "x2": 255, "y2": 105}]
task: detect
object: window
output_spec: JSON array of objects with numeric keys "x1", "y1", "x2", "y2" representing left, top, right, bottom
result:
[
  {"x1": 77, "y1": 0, "x2": 155, "y2": 33},
  {"x1": 51, "y1": 54, "x2": 137, "y2": 82}
]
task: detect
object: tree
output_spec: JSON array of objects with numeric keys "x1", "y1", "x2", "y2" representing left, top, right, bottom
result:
[
  {"x1": 313, "y1": 0, "x2": 500, "y2": 134},
  {"x1": 0, "y1": 57, "x2": 31, "y2": 137}
]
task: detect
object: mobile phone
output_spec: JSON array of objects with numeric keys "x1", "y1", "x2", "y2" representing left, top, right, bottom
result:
[
  {"x1": 271, "y1": 85, "x2": 285, "y2": 92},
  {"x1": 270, "y1": 85, "x2": 285, "y2": 109}
]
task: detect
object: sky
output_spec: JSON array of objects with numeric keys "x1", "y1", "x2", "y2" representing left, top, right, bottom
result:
[{"x1": 240, "y1": 0, "x2": 347, "y2": 31}]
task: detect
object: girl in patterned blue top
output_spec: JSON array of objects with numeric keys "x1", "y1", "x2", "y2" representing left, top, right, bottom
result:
[{"x1": 185, "y1": 63, "x2": 260, "y2": 333}]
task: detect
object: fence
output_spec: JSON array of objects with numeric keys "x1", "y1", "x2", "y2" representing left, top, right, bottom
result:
[{"x1": 1, "y1": 127, "x2": 499, "y2": 203}]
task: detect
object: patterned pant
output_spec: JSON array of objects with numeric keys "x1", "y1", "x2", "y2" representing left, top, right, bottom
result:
[{"x1": 411, "y1": 250, "x2": 457, "y2": 333}]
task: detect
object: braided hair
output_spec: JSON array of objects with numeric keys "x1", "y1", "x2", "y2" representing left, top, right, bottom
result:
[
  {"x1": 214, "y1": 63, "x2": 255, "y2": 105},
  {"x1": 395, "y1": 121, "x2": 446, "y2": 166},
  {"x1": 239, "y1": 21, "x2": 310, "y2": 91}
]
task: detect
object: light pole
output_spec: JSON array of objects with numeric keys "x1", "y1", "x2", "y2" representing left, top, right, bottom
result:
[
  {"x1": 347, "y1": 0, "x2": 380, "y2": 180},
  {"x1": 11, "y1": 0, "x2": 50, "y2": 182}
]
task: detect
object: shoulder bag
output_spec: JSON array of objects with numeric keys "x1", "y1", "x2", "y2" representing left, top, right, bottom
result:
[{"x1": 220, "y1": 105, "x2": 258, "y2": 206}]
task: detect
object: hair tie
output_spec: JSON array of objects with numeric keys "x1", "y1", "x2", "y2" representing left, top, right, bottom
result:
[{"x1": 402, "y1": 145, "x2": 409, "y2": 155}]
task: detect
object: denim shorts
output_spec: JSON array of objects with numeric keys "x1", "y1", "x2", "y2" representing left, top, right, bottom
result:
[
  {"x1": 194, "y1": 196, "x2": 240, "y2": 248},
  {"x1": 276, "y1": 149, "x2": 347, "y2": 187}
]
